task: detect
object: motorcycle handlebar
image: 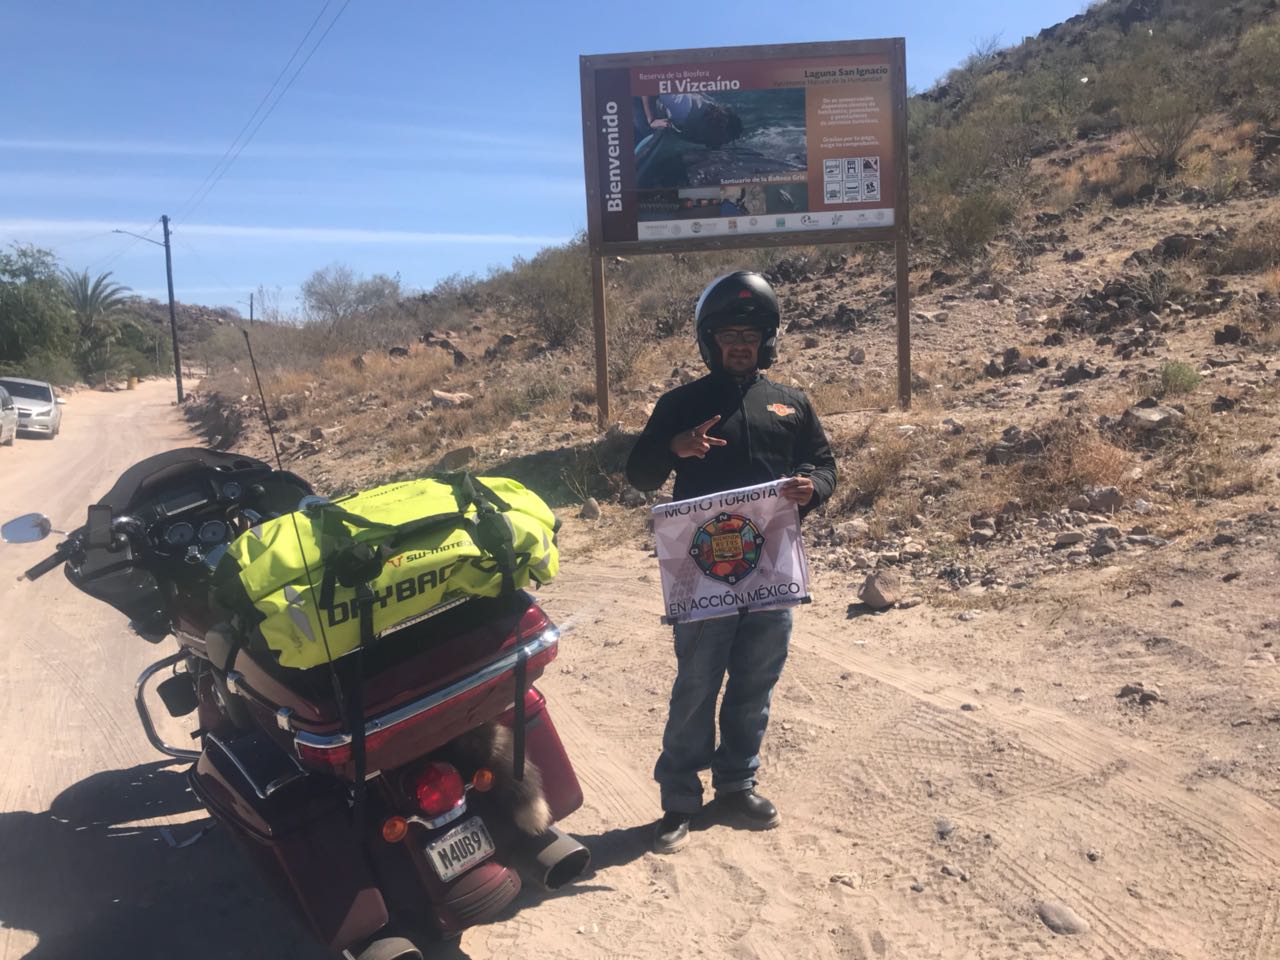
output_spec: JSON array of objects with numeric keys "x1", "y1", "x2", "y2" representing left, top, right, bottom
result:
[{"x1": 23, "y1": 548, "x2": 65, "y2": 581}]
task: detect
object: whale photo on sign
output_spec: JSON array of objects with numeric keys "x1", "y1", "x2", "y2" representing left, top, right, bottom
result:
[{"x1": 689, "y1": 512, "x2": 764, "y2": 584}]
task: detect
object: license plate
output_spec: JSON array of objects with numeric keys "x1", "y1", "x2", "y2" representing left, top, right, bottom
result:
[{"x1": 426, "y1": 817, "x2": 495, "y2": 882}]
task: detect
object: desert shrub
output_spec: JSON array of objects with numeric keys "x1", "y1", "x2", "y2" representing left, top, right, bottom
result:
[
  {"x1": 829, "y1": 425, "x2": 918, "y2": 513},
  {"x1": 1183, "y1": 145, "x2": 1256, "y2": 202},
  {"x1": 1211, "y1": 216, "x2": 1280, "y2": 274},
  {"x1": 1159, "y1": 361, "x2": 1201, "y2": 396},
  {"x1": 1112, "y1": 42, "x2": 1210, "y2": 175},
  {"x1": 1006, "y1": 420, "x2": 1133, "y2": 511},
  {"x1": 510, "y1": 234, "x2": 592, "y2": 347},
  {"x1": 0, "y1": 351, "x2": 79, "y2": 387},
  {"x1": 606, "y1": 303, "x2": 657, "y2": 384},
  {"x1": 920, "y1": 189, "x2": 1017, "y2": 262},
  {"x1": 1263, "y1": 266, "x2": 1280, "y2": 299},
  {"x1": 1123, "y1": 87, "x2": 1205, "y2": 175},
  {"x1": 1231, "y1": 17, "x2": 1280, "y2": 123}
]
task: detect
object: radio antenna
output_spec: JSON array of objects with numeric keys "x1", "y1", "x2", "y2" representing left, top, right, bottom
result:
[{"x1": 241, "y1": 329, "x2": 353, "y2": 744}]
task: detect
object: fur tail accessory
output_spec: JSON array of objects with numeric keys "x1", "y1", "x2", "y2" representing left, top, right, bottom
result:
[{"x1": 450, "y1": 721, "x2": 551, "y2": 835}]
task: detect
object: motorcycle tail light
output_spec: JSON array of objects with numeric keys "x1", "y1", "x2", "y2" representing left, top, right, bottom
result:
[{"x1": 413, "y1": 761, "x2": 464, "y2": 817}]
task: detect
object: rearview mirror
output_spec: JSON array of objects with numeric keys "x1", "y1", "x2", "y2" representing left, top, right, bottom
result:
[{"x1": 2, "y1": 514, "x2": 53, "y2": 544}]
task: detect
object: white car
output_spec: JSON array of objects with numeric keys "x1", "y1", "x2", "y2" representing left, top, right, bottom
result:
[
  {"x1": 0, "y1": 377, "x2": 64, "y2": 439},
  {"x1": 0, "y1": 386, "x2": 17, "y2": 445}
]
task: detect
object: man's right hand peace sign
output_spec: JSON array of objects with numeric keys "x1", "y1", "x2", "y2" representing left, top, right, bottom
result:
[{"x1": 669, "y1": 415, "x2": 729, "y2": 459}]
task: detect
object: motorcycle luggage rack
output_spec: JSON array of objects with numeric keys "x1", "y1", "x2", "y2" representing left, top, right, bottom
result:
[{"x1": 205, "y1": 731, "x2": 309, "y2": 800}]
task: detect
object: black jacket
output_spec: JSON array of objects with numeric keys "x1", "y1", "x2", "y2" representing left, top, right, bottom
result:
[{"x1": 626, "y1": 371, "x2": 837, "y2": 516}]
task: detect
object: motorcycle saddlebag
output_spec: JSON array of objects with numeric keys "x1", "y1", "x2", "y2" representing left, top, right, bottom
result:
[{"x1": 188, "y1": 729, "x2": 388, "y2": 950}]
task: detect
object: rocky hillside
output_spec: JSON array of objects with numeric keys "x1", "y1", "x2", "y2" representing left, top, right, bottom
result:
[{"x1": 188, "y1": 0, "x2": 1280, "y2": 608}]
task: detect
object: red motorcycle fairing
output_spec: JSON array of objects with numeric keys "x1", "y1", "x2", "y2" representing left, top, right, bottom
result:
[
  {"x1": 187, "y1": 682, "x2": 583, "y2": 949},
  {"x1": 188, "y1": 730, "x2": 390, "y2": 950}
]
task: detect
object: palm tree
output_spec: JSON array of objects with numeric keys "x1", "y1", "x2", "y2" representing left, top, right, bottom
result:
[{"x1": 60, "y1": 269, "x2": 133, "y2": 380}]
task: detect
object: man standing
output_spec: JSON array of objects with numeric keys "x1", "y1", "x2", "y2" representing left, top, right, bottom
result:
[{"x1": 626, "y1": 271, "x2": 837, "y2": 854}]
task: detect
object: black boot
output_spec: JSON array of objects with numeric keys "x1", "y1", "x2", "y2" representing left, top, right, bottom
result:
[
  {"x1": 653, "y1": 811, "x2": 692, "y2": 854},
  {"x1": 716, "y1": 789, "x2": 781, "y2": 829}
]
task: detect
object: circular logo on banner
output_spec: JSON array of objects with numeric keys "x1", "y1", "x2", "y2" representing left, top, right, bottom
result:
[{"x1": 689, "y1": 513, "x2": 765, "y2": 585}]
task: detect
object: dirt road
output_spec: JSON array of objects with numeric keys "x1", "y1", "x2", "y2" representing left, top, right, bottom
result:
[
  {"x1": 2, "y1": 383, "x2": 1277, "y2": 959},
  {"x1": 0, "y1": 380, "x2": 326, "y2": 960}
]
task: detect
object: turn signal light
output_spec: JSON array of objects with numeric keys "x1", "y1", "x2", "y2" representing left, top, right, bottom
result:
[
  {"x1": 413, "y1": 761, "x2": 465, "y2": 817},
  {"x1": 472, "y1": 767, "x2": 495, "y2": 792},
  {"x1": 382, "y1": 816, "x2": 409, "y2": 843}
]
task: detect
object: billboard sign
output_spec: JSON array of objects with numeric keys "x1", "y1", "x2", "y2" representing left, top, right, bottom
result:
[{"x1": 580, "y1": 39, "x2": 906, "y2": 255}]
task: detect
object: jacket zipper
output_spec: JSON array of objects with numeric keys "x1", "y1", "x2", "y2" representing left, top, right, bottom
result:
[{"x1": 738, "y1": 381, "x2": 754, "y2": 472}]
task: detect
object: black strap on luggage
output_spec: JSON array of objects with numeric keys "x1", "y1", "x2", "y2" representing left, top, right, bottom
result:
[
  {"x1": 303, "y1": 473, "x2": 527, "y2": 791},
  {"x1": 348, "y1": 584, "x2": 374, "y2": 819},
  {"x1": 512, "y1": 642, "x2": 528, "y2": 782}
]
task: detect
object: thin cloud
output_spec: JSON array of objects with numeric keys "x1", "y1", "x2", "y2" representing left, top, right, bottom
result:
[
  {"x1": 0, "y1": 136, "x2": 580, "y2": 165},
  {"x1": 0, "y1": 138, "x2": 226, "y2": 157},
  {"x1": 0, "y1": 218, "x2": 568, "y2": 246},
  {"x1": 0, "y1": 170, "x2": 583, "y2": 203}
]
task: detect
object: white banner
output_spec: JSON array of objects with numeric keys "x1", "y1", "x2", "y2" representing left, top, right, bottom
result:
[{"x1": 652, "y1": 480, "x2": 811, "y2": 624}]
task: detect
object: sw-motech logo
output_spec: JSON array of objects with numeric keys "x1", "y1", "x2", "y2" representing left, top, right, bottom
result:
[{"x1": 688, "y1": 513, "x2": 764, "y2": 585}]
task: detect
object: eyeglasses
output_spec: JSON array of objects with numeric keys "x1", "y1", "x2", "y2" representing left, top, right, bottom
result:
[{"x1": 713, "y1": 329, "x2": 763, "y2": 346}]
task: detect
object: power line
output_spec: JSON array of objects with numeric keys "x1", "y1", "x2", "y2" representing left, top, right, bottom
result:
[
  {"x1": 173, "y1": 0, "x2": 353, "y2": 226},
  {"x1": 171, "y1": 0, "x2": 335, "y2": 224},
  {"x1": 171, "y1": 234, "x2": 244, "y2": 303}
]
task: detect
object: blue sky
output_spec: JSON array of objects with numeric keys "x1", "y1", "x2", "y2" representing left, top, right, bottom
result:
[{"x1": 0, "y1": 0, "x2": 1085, "y2": 315}]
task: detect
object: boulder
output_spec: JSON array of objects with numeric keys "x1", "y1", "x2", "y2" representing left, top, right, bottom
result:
[
  {"x1": 833, "y1": 519, "x2": 871, "y2": 544},
  {"x1": 858, "y1": 570, "x2": 902, "y2": 610},
  {"x1": 435, "y1": 446, "x2": 476, "y2": 471},
  {"x1": 1152, "y1": 234, "x2": 1201, "y2": 260},
  {"x1": 1037, "y1": 900, "x2": 1091, "y2": 936},
  {"x1": 430, "y1": 389, "x2": 474, "y2": 408},
  {"x1": 1120, "y1": 403, "x2": 1183, "y2": 433},
  {"x1": 1214, "y1": 324, "x2": 1243, "y2": 345},
  {"x1": 579, "y1": 497, "x2": 601, "y2": 521},
  {"x1": 1087, "y1": 487, "x2": 1123, "y2": 513}
]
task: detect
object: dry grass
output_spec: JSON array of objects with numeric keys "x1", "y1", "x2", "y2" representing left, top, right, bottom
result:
[
  {"x1": 1003, "y1": 421, "x2": 1136, "y2": 513},
  {"x1": 1049, "y1": 143, "x2": 1149, "y2": 209},
  {"x1": 1210, "y1": 214, "x2": 1280, "y2": 274},
  {"x1": 809, "y1": 376, "x2": 897, "y2": 417},
  {"x1": 828, "y1": 423, "x2": 921, "y2": 515},
  {"x1": 1182, "y1": 146, "x2": 1256, "y2": 202},
  {"x1": 1152, "y1": 386, "x2": 1278, "y2": 501},
  {"x1": 1263, "y1": 266, "x2": 1280, "y2": 299}
]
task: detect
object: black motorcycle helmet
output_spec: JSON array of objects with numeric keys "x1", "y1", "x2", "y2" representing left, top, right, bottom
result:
[{"x1": 694, "y1": 271, "x2": 781, "y2": 371}]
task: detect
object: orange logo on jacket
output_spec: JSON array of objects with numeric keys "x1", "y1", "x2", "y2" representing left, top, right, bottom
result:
[{"x1": 766, "y1": 403, "x2": 796, "y2": 417}]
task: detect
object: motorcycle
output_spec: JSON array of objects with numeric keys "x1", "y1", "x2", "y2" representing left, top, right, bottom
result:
[{"x1": 3, "y1": 448, "x2": 589, "y2": 960}]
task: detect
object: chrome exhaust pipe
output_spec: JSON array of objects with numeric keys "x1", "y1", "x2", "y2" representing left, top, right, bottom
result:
[{"x1": 524, "y1": 825, "x2": 590, "y2": 890}]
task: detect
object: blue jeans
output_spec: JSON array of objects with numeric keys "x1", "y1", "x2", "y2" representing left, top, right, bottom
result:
[{"x1": 654, "y1": 608, "x2": 793, "y2": 814}]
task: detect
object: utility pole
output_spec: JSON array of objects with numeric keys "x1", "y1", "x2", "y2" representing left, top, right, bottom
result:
[
  {"x1": 113, "y1": 218, "x2": 185, "y2": 403},
  {"x1": 249, "y1": 291, "x2": 254, "y2": 326},
  {"x1": 161, "y1": 215, "x2": 184, "y2": 402}
]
